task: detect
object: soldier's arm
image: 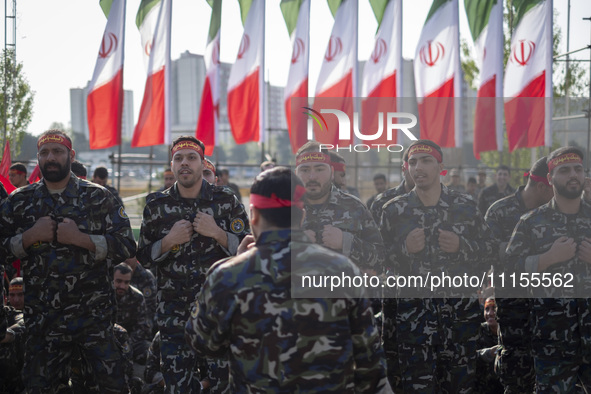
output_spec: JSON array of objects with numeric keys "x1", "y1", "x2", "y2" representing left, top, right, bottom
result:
[
  {"x1": 455, "y1": 204, "x2": 495, "y2": 267},
  {"x1": 219, "y1": 196, "x2": 250, "y2": 256},
  {"x1": 484, "y1": 206, "x2": 509, "y2": 272},
  {"x1": 505, "y1": 219, "x2": 534, "y2": 273},
  {"x1": 136, "y1": 203, "x2": 164, "y2": 270},
  {"x1": 379, "y1": 203, "x2": 411, "y2": 275},
  {"x1": 349, "y1": 296, "x2": 391, "y2": 393},
  {"x1": 185, "y1": 262, "x2": 234, "y2": 358},
  {"x1": 344, "y1": 206, "x2": 385, "y2": 272},
  {"x1": 101, "y1": 191, "x2": 136, "y2": 262}
]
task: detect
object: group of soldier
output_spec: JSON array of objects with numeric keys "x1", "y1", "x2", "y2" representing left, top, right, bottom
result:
[{"x1": 1, "y1": 129, "x2": 591, "y2": 393}]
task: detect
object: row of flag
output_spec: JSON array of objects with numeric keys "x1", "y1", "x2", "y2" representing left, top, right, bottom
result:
[{"x1": 86, "y1": 0, "x2": 553, "y2": 160}]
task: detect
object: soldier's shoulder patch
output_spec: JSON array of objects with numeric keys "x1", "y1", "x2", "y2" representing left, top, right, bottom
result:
[
  {"x1": 119, "y1": 207, "x2": 128, "y2": 219},
  {"x1": 143, "y1": 287, "x2": 152, "y2": 298},
  {"x1": 171, "y1": 244, "x2": 180, "y2": 253},
  {"x1": 230, "y1": 218, "x2": 245, "y2": 233}
]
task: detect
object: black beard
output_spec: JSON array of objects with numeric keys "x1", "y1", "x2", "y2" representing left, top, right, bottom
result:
[
  {"x1": 41, "y1": 156, "x2": 71, "y2": 182},
  {"x1": 555, "y1": 182, "x2": 583, "y2": 199}
]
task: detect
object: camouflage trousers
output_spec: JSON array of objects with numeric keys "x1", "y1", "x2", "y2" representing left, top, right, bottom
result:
[
  {"x1": 160, "y1": 330, "x2": 201, "y2": 393},
  {"x1": 496, "y1": 298, "x2": 535, "y2": 393},
  {"x1": 23, "y1": 320, "x2": 127, "y2": 393}
]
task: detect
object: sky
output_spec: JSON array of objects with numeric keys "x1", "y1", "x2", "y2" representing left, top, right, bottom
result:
[{"x1": 6, "y1": 0, "x2": 591, "y2": 137}]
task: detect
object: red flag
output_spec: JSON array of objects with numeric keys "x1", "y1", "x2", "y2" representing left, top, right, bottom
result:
[
  {"x1": 0, "y1": 174, "x2": 15, "y2": 194},
  {"x1": 29, "y1": 164, "x2": 41, "y2": 183},
  {"x1": 0, "y1": 141, "x2": 11, "y2": 178}
]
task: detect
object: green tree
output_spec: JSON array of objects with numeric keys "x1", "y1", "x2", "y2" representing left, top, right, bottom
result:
[{"x1": 0, "y1": 49, "x2": 35, "y2": 157}]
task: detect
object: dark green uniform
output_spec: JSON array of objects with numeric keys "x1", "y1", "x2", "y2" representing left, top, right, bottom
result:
[
  {"x1": 137, "y1": 180, "x2": 249, "y2": 393},
  {"x1": 185, "y1": 229, "x2": 391, "y2": 393},
  {"x1": 505, "y1": 198, "x2": 591, "y2": 392},
  {"x1": 478, "y1": 184, "x2": 515, "y2": 218},
  {"x1": 0, "y1": 173, "x2": 136, "y2": 393},
  {"x1": 0, "y1": 306, "x2": 26, "y2": 393},
  {"x1": 381, "y1": 185, "x2": 494, "y2": 393},
  {"x1": 116, "y1": 285, "x2": 151, "y2": 363},
  {"x1": 484, "y1": 186, "x2": 535, "y2": 393}
]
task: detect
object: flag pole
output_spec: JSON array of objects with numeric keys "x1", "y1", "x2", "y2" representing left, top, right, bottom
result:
[{"x1": 260, "y1": 0, "x2": 267, "y2": 163}]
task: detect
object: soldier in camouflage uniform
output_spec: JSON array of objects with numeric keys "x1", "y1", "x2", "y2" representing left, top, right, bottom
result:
[
  {"x1": 0, "y1": 182, "x2": 7, "y2": 201},
  {"x1": 113, "y1": 262, "x2": 151, "y2": 363},
  {"x1": 185, "y1": 167, "x2": 391, "y2": 393},
  {"x1": 475, "y1": 298, "x2": 503, "y2": 394},
  {"x1": 0, "y1": 130, "x2": 136, "y2": 393},
  {"x1": 370, "y1": 150, "x2": 415, "y2": 223},
  {"x1": 477, "y1": 165, "x2": 515, "y2": 217},
  {"x1": 505, "y1": 147, "x2": 591, "y2": 392},
  {"x1": 484, "y1": 157, "x2": 553, "y2": 393},
  {"x1": 380, "y1": 140, "x2": 495, "y2": 393},
  {"x1": 137, "y1": 136, "x2": 249, "y2": 393},
  {"x1": 127, "y1": 256, "x2": 158, "y2": 334},
  {"x1": 0, "y1": 293, "x2": 26, "y2": 393},
  {"x1": 295, "y1": 141, "x2": 384, "y2": 274}
]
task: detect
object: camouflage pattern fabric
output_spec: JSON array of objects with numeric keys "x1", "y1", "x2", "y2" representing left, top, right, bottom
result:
[
  {"x1": 302, "y1": 186, "x2": 384, "y2": 272},
  {"x1": 137, "y1": 180, "x2": 249, "y2": 393},
  {"x1": 116, "y1": 284, "x2": 151, "y2": 363},
  {"x1": 0, "y1": 306, "x2": 26, "y2": 393},
  {"x1": 484, "y1": 186, "x2": 535, "y2": 392},
  {"x1": 475, "y1": 322, "x2": 503, "y2": 394},
  {"x1": 505, "y1": 198, "x2": 591, "y2": 392},
  {"x1": 0, "y1": 173, "x2": 136, "y2": 393},
  {"x1": 69, "y1": 323, "x2": 134, "y2": 393},
  {"x1": 380, "y1": 185, "x2": 494, "y2": 393},
  {"x1": 477, "y1": 183, "x2": 515, "y2": 218},
  {"x1": 185, "y1": 229, "x2": 391, "y2": 393},
  {"x1": 105, "y1": 183, "x2": 124, "y2": 208},
  {"x1": 369, "y1": 180, "x2": 411, "y2": 224},
  {"x1": 145, "y1": 331, "x2": 162, "y2": 386},
  {"x1": 131, "y1": 262, "x2": 158, "y2": 334},
  {"x1": 0, "y1": 182, "x2": 7, "y2": 202}
]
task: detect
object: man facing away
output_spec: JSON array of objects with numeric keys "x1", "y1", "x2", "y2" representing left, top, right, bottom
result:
[{"x1": 185, "y1": 167, "x2": 391, "y2": 393}]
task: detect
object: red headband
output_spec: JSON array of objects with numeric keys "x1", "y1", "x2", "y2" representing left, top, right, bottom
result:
[
  {"x1": 9, "y1": 169, "x2": 25, "y2": 175},
  {"x1": 407, "y1": 144, "x2": 442, "y2": 163},
  {"x1": 524, "y1": 172, "x2": 550, "y2": 186},
  {"x1": 37, "y1": 134, "x2": 72, "y2": 151},
  {"x1": 171, "y1": 141, "x2": 204, "y2": 160},
  {"x1": 9, "y1": 284, "x2": 23, "y2": 293},
  {"x1": 484, "y1": 298, "x2": 496, "y2": 308},
  {"x1": 331, "y1": 162, "x2": 346, "y2": 172},
  {"x1": 296, "y1": 152, "x2": 330, "y2": 167},
  {"x1": 250, "y1": 185, "x2": 306, "y2": 210},
  {"x1": 548, "y1": 153, "x2": 582, "y2": 172},
  {"x1": 204, "y1": 159, "x2": 216, "y2": 173}
]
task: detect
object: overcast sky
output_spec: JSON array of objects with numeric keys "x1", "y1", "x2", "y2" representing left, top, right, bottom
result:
[{"x1": 7, "y1": 0, "x2": 591, "y2": 137}]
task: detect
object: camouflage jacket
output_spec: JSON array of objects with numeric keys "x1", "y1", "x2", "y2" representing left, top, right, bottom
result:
[
  {"x1": 302, "y1": 186, "x2": 384, "y2": 272},
  {"x1": 145, "y1": 331, "x2": 163, "y2": 385},
  {"x1": 0, "y1": 182, "x2": 7, "y2": 202},
  {"x1": 475, "y1": 323, "x2": 503, "y2": 394},
  {"x1": 478, "y1": 184, "x2": 515, "y2": 217},
  {"x1": 369, "y1": 179, "x2": 411, "y2": 224},
  {"x1": 0, "y1": 174, "x2": 136, "y2": 334},
  {"x1": 484, "y1": 186, "x2": 527, "y2": 271},
  {"x1": 137, "y1": 180, "x2": 249, "y2": 329},
  {"x1": 505, "y1": 199, "x2": 591, "y2": 352},
  {"x1": 506, "y1": 198, "x2": 591, "y2": 298},
  {"x1": 131, "y1": 262, "x2": 157, "y2": 331},
  {"x1": 0, "y1": 306, "x2": 25, "y2": 366},
  {"x1": 185, "y1": 229, "x2": 390, "y2": 393},
  {"x1": 115, "y1": 285, "x2": 151, "y2": 346},
  {"x1": 381, "y1": 184, "x2": 494, "y2": 282}
]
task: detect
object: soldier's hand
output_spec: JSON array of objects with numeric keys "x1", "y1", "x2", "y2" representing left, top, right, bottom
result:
[
  {"x1": 166, "y1": 220, "x2": 194, "y2": 246},
  {"x1": 545, "y1": 236, "x2": 577, "y2": 266},
  {"x1": 56, "y1": 218, "x2": 82, "y2": 245},
  {"x1": 193, "y1": 212, "x2": 224, "y2": 241},
  {"x1": 26, "y1": 216, "x2": 57, "y2": 245},
  {"x1": 438, "y1": 229, "x2": 460, "y2": 253},
  {"x1": 405, "y1": 228, "x2": 425, "y2": 254},
  {"x1": 578, "y1": 237, "x2": 591, "y2": 264},
  {"x1": 321, "y1": 225, "x2": 343, "y2": 250},
  {"x1": 303, "y1": 230, "x2": 316, "y2": 243},
  {"x1": 237, "y1": 234, "x2": 255, "y2": 255}
]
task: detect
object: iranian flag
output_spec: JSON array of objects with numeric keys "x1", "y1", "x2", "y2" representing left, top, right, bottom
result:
[
  {"x1": 504, "y1": 0, "x2": 552, "y2": 151},
  {"x1": 281, "y1": 0, "x2": 309, "y2": 153},
  {"x1": 131, "y1": 0, "x2": 171, "y2": 148},
  {"x1": 87, "y1": 0, "x2": 125, "y2": 150},
  {"x1": 227, "y1": 0, "x2": 265, "y2": 145},
  {"x1": 414, "y1": 0, "x2": 462, "y2": 148},
  {"x1": 465, "y1": 0, "x2": 503, "y2": 159},
  {"x1": 361, "y1": 0, "x2": 402, "y2": 145},
  {"x1": 314, "y1": 0, "x2": 357, "y2": 147},
  {"x1": 196, "y1": 0, "x2": 222, "y2": 156}
]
